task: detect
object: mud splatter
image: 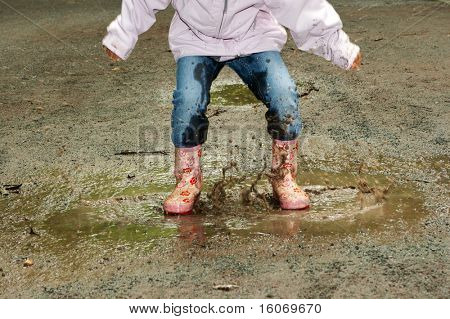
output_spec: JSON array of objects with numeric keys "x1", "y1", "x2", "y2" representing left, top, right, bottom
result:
[
  {"x1": 240, "y1": 162, "x2": 270, "y2": 210},
  {"x1": 206, "y1": 161, "x2": 244, "y2": 210}
]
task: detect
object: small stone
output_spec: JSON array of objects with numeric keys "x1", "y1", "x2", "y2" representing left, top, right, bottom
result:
[
  {"x1": 23, "y1": 258, "x2": 34, "y2": 268},
  {"x1": 214, "y1": 284, "x2": 239, "y2": 291}
]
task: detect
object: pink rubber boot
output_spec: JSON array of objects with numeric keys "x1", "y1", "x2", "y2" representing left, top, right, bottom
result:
[
  {"x1": 271, "y1": 139, "x2": 310, "y2": 210},
  {"x1": 163, "y1": 145, "x2": 202, "y2": 215}
]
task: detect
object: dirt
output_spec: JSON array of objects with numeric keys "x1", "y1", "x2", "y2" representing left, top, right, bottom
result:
[{"x1": 0, "y1": 0, "x2": 449, "y2": 298}]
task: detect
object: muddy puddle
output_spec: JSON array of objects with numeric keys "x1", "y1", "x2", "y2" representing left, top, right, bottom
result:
[
  {"x1": 178, "y1": 168, "x2": 427, "y2": 240},
  {"x1": 0, "y1": 166, "x2": 429, "y2": 253},
  {"x1": 211, "y1": 84, "x2": 259, "y2": 106},
  {"x1": 210, "y1": 82, "x2": 319, "y2": 106}
]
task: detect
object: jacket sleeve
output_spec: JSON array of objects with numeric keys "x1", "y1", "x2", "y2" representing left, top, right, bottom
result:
[
  {"x1": 102, "y1": 0, "x2": 171, "y2": 60},
  {"x1": 265, "y1": 0, "x2": 360, "y2": 69}
]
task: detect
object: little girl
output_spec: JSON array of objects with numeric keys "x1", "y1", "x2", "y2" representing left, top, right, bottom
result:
[{"x1": 103, "y1": 0, "x2": 362, "y2": 215}]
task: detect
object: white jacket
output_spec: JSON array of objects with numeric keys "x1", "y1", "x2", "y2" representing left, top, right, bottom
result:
[{"x1": 103, "y1": 0, "x2": 360, "y2": 69}]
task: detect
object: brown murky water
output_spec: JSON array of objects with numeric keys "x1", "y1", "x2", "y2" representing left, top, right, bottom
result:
[{"x1": 0, "y1": 166, "x2": 428, "y2": 256}]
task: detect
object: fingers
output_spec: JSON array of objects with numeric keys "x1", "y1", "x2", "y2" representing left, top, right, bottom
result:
[
  {"x1": 108, "y1": 50, "x2": 120, "y2": 61},
  {"x1": 103, "y1": 46, "x2": 121, "y2": 61},
  {"x1": 350, "y1": 52, "x2": 362, "y2": 70}
]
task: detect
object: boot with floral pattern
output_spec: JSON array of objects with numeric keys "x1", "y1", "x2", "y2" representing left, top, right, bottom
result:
[
  {"x1": 271, "y1": 139, "x2": 310, "y2": 210},
  {"x1": 163, "y1": 145, "x2": 202, "y2": 215}
]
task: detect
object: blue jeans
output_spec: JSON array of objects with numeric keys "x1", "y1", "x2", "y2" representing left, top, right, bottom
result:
[{"x1": 171, "y1": 51, "x2": 301, "y2": 147}]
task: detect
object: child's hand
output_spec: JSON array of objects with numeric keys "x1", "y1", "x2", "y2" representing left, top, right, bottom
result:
[
  {"x1": 103, "y1": 46, "x2": 121, "y2": 62},
  {"x1": 350, "y1": 52, "x2": 362, "y2": 70}
]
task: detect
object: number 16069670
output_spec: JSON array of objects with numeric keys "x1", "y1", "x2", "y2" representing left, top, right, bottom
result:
[{"x1": 259, "y1": 303, "x2": 322, "y2": 314}]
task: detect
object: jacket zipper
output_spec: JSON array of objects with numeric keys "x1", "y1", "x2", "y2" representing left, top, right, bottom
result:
[{"x1": 217, "y1": 0, "x2": 228, "y2": 38}]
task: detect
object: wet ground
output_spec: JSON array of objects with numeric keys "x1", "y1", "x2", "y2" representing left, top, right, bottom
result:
[{"x1": 0, "y1": 0, "x2": 449, "y2": 298}]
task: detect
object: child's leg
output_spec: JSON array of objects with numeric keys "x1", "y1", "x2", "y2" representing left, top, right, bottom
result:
[
  {"x1": 164, "y1": 56, "x2": 223, "y2": 215},
  {"x1": 172, "y1": 56, "x2": 223, "y2": 147},
  {"x1": 226, "y1": 51, "x2": 301, "y2": 141},
  {"x1": 227, "y1": 52, "x2": 309, "y2": 210}
]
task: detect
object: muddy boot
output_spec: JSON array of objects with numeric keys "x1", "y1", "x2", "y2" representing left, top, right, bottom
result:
[
  {"x1": 271, "y1": 139, "x2": 310, "y2": 210},
  {"x1": 163, "y1": 145, "x2": 202, "y2": 215}
]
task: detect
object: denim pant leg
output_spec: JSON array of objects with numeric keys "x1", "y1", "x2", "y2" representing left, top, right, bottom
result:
[
  {"x1": 171, "y1": 56, "x2": 223, "y2": 148},
  {"x1": 227, "y1": 51, "x2": 301, "y2": 141}
]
